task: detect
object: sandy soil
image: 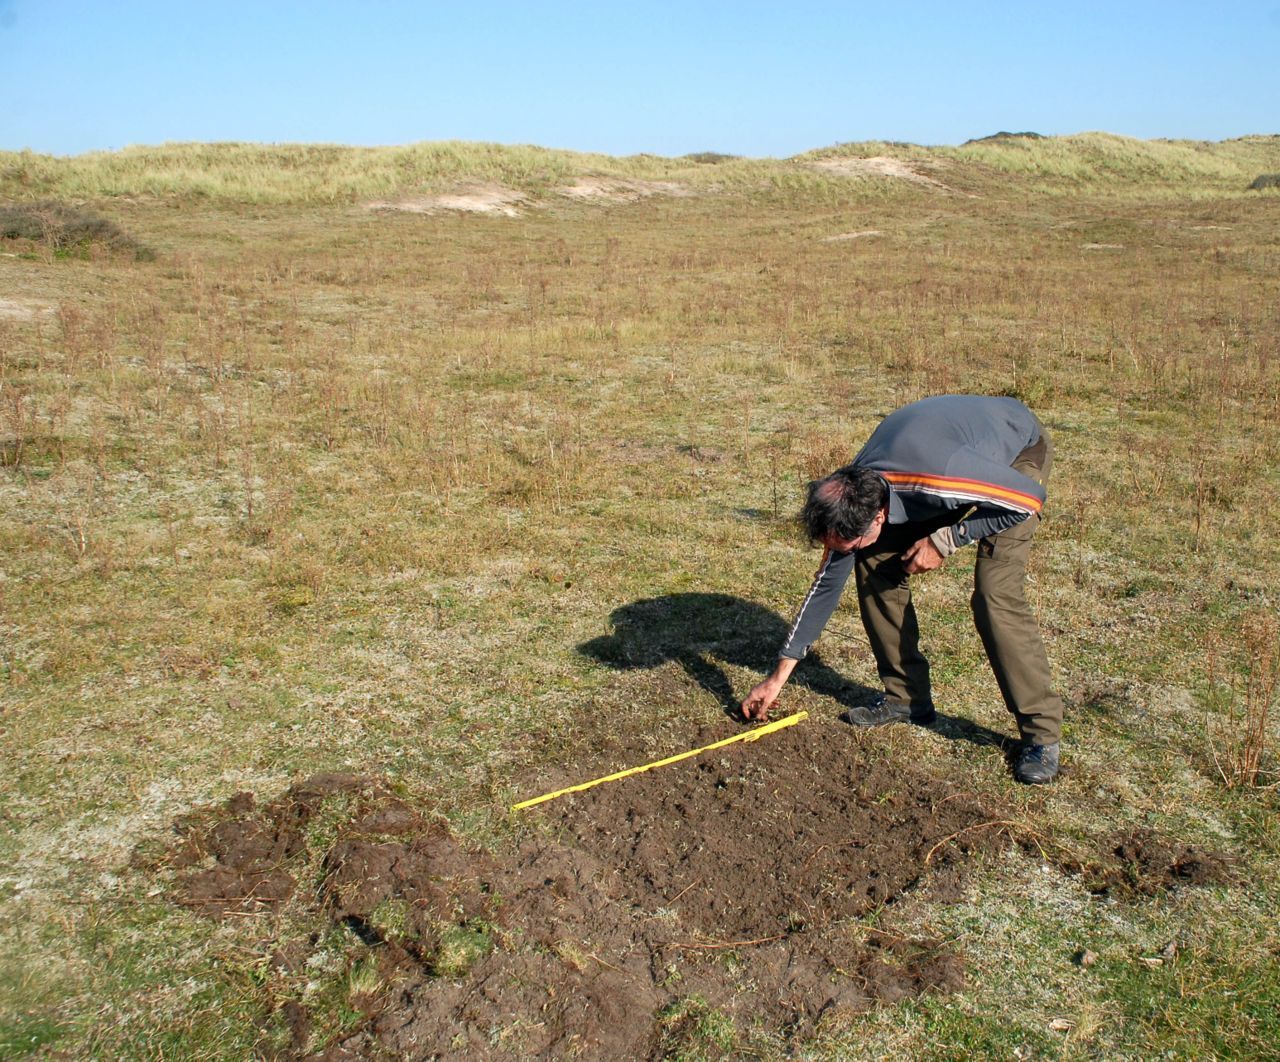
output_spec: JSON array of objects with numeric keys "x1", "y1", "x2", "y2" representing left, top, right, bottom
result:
[
  {"x1": 810, "y1": 156, "x2": 962, "y2": 193},
  {"x1": 367, "y1": 184, "x2": 526, "y2": 217},
  {"x1": 0, "y1": 296, "x2": 55, "y2": 321},
  {"x1": 558, "y1": 177, "x2": 691, "y2": 203},
  {"x1": 822, "y1": 229, "x2": 884, "y2": 242}
]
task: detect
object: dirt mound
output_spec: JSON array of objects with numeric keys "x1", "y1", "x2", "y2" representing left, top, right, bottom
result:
[
  {"x1": 1069, "y1": 828, "x2": 1234, "y2": 898},
  {"x1": 170, "y1": 772, "x2": 398, "y2": 917},
  {"x1": 166, "y1": 724, "x2": 1014, "y2": 1057}
]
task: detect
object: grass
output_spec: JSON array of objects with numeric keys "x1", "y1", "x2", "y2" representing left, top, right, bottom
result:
[
  {"x1": 434, "y1": 922, "x2": 494, "y2": 979},
  {"x1": 1, "y1": 133, "x2": 1279, "y2": 1057},
  {"x1": 3, "y1": 132, "x2": 1279, "y2": 204},
  {"x1": 0, "y1": 139, "x2": 777, "y2": 204}
]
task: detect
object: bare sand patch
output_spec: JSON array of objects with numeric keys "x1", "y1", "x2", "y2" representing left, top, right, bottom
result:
[
  {"x1": 367, "y1": 184, "x2": 526, "y2": 217},
  {"x1": 822, "y1": 229, "x2": 884, "y2": 242},
  {"x1": 0, "y1": 297, "x2": 55, "y2": 321},
  {"x1": 810, "y1": 156, "x2": 962, "y2": 194},
  {"x1": 559, "y1": 176, "x2": 691, "y2": 203}
]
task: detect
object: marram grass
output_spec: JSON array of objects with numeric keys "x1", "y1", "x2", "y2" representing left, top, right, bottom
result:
[{"x1": 3, "y1": 132, "x2": 1279, "y2": 204}]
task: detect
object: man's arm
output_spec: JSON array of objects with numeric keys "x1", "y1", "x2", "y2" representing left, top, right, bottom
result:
[{"x1": 742, "y1": 547, "x2": 857, "y2": 719}]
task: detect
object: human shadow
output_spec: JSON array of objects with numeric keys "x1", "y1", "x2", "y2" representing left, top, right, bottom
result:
[
  {"x1": 931, "y1": 713, "x2": 1015, "y2": 753},
  {"x1": 578, "y1": 593, "x2": 1013, "y2": 753},
  {"x1": 579, "y1": 593, "x2": 871, "y2": 717}
]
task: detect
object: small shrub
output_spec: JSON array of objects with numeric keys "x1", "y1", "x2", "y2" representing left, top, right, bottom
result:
[
  {"x1": 0, "y1": 200, "x2": 154, "y2": 260},
  {"x1": 963, "y1": 131, "x2": 1046, "y2": 146},
  {"x1": 682, "y1": 152, "x2": 739, "y2": 165},
  {"x1": 1247, "y1": 173, "x2": 1280, "y2": 191}
]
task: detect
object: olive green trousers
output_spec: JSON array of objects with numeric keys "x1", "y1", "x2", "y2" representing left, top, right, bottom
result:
[{"x1": 854, "y1": 432, "x2": 1063, "y2": 745}]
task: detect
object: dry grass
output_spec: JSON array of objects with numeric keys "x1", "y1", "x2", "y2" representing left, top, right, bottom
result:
[
  {"x1": 2, "y1": 136, "x2": 1279, "y2": 1056},
  {"x1": 1207, "y1": 614, "x2": 1278, "y2": 789}
]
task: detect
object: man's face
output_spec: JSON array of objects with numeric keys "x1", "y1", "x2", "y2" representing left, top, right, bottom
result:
[{"x1": 821, "y1": 506, "x2": 887, "y2": 553}]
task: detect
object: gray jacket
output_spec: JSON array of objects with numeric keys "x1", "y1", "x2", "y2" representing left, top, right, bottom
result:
[{"x1": 779, "y1": 395, "x2": 1046, "y2": 661}]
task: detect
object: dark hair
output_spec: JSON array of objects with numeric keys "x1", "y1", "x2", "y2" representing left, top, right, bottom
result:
[{"x1": 799, "y1": 465, "x2": 887, "y2": 545}]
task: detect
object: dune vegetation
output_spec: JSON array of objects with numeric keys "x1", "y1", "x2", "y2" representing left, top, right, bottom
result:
[
  {"x1": 3, "y1": 131, "x2": 1278, "y2": 203},
  {"x1": 2, "y1": 133, "x2": 1278, "y2": 1057}
]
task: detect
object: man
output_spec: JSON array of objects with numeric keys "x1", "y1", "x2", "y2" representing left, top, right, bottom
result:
[{"x1": 741, "y1": 394, "x2": 1063, "y2": 785}]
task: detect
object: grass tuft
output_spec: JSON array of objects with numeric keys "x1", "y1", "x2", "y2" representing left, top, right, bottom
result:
[
  {"x1": 657, "y1": 994, "x2": 738, "y2": 1059},
  {"x1": 433, "y1": 921, "x2": 494, "y2": 979}
]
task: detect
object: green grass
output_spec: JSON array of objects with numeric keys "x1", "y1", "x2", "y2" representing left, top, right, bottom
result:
[
  {"x1": 434, "y1": 922, "x2": 495, "y2": 979},
  {"x1": 1, "y1": 135, "x2": 1279, "y2": 1057},
  {"x1": 657, "y1": 995, "x2": 739, "y2": 1060}
]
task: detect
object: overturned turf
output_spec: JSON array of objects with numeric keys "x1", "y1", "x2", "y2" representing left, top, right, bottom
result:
[
  {"x1": 160, "y1": 720, "x2": 1231, "y2": 1057},
  {"x1": 1068, "y1": 827, "x2": 1235, "y2": 898}
]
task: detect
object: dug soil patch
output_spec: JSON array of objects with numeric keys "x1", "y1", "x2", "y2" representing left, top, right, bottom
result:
[
  {"x1": 1066, "y1": 827, "x2": 1234, "y2": 898},
  {"x1": 166, "y1": 722, "x2": 1018, "y2": 1057}
]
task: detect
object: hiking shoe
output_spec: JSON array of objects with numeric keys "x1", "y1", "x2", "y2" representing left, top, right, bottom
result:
[
  {"x1": 840, "y1": 694, "x2": 936, "y2": 728},
  {"x1": 1014, "y1": 742, "x2": 1060, "y2": 785}
]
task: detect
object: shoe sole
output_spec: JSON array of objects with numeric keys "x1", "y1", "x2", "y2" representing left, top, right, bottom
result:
[{"x1": 1014, "y1": 770, "x2": 1058, "y2": 785}]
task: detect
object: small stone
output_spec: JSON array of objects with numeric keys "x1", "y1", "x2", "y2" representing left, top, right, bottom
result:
[
  {"x1": 1074, "y1": 948, "x2": 1098, "y2": 967},
  {"x1": 1049, "y1": 1017, "x2": 1075, "y2": 1032}
]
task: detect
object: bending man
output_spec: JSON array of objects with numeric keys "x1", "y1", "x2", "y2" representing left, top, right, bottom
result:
[{"x1": 742, "y1": 394, "x2": 1064, "y2": 784}]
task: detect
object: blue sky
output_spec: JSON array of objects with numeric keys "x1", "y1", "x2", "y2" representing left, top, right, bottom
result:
[{"x1": 1, "y1": 1, "x2": 1277, "y2": 157}]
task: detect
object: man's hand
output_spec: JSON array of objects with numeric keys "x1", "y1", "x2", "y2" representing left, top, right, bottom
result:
[
  {"x1": 902, "y1": 536, "x2": 945, "y2": 575},
  {"x1": 742, "y1": 659, "x2": 799, "y2": 721},
  {"x1": 742, "y1": 678, "x2": 782, "y2": 721}
]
